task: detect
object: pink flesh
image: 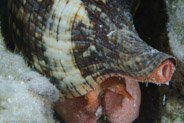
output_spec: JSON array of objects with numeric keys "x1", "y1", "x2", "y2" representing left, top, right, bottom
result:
[
  {"x1": 54, "y1": 78, "x2": 141, "y2": 123},
  {"x1": 54, "y1": 96, "x2": 101, "y2": 123},
  {"x1": 85, "y1": 77, "x2": 133, "y2": 107},
  {"x1": 149, "y1": 60, "x2": 174, "y2": 83},
  {"x1": 102, "y1": 79, "x2": 141, "y2": 123}
]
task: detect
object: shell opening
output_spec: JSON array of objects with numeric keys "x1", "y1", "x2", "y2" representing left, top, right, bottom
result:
[{"x1": 149, "y1": 59, "x2": 175, "y2": 83}]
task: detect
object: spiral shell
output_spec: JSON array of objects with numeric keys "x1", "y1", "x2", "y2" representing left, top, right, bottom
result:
[{"x1": 8, "y1": 0, "x2": 175, "y2": 98}]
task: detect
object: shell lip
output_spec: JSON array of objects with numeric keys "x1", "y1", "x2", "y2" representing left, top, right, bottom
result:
[
  {"x1": 167, "y1": 57, "x2": 177, "y2": 66},
  {"x1": 126, "y1": 57, "x2": 176, "y2": 84},
  {"x1": 95, "y1": 57, "x2": 176, "y2": 87}
]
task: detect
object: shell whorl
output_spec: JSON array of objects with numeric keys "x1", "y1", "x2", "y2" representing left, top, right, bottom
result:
[{"x1": 8, "y1": 0, "x2": 175, "y2": 98}]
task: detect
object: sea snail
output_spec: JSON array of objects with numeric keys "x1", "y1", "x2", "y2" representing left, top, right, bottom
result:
[{"x1": 8, "y1": 0, "x2": 176, "y2": 123}]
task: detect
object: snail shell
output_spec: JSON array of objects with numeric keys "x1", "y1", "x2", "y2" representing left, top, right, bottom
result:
[{"x1": 8, "y1": 0, "x2": 175, "y2": 98}]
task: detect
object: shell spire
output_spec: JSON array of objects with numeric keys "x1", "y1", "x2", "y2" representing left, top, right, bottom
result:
[{"x1": 8, "y1": 0, "x2": 176, "y2": 98}]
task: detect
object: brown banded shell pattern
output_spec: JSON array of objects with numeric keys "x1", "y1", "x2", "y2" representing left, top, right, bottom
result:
[{"x1": 8, "y1": 0, "x2": 175, "y2": 98}]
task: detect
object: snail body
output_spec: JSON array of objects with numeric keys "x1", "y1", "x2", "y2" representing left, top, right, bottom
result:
[
  {"x1": 8, "y1": 0, "x2": 175, "y2": 98},
  {"x1": 7, "y1": 0, "x2": 177, "y2": 122}
]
